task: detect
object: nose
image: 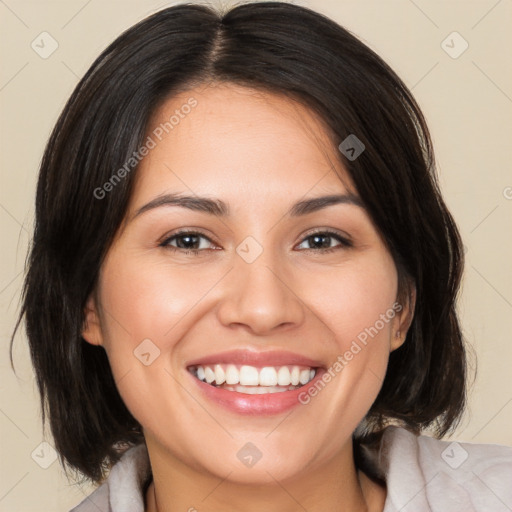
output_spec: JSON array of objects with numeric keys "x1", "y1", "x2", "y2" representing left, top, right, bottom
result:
[{"x1": 216, "y1": 250, "x2": 305, "y2": 335}]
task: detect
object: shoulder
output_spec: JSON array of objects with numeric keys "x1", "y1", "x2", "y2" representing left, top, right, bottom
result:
[
  {"x1": 376, "y1": 426, "x2": 512, "y2": 512},
  {"x1": 69, "y1": 443, "x2": 151, "y2": 512}
]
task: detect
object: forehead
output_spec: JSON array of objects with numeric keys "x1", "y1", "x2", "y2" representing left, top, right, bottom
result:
[{"x1": 132, "y1": 82, "x2": 356, "y2": 207}]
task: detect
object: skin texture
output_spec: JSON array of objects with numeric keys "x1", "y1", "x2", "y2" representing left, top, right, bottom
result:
[{"x1": 83, "y1": 82, "x2": 415, "y2": 512}]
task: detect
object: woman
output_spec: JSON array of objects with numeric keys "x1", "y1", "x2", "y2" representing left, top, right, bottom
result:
[{"x1": 13, "y1": 2, "x2": 512, "y2": 511}]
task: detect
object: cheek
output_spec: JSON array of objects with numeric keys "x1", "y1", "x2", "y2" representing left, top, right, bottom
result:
[
  {"x1": 305, "y1": 251, "x2": 398, "y2": 348},
  {"x1": 95, "y1": 257, "x2": 191, "y2": 430},
  {"x1": 99, "y1": 255, "x2": 214, "y2": 349},
  {"x1": 298, "y1": 253, "x2": 398, "y2": 426},
  {"x1": 96, "y1": 251, "x2": 234, "y2": 412}
]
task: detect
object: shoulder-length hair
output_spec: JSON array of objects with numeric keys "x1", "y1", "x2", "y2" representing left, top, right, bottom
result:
[{"x1": 12, "y1": 1, "x2": 468, "y2": 484}]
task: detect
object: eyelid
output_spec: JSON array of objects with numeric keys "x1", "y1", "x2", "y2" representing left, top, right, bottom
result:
[
  {"x1": 159, "y1": 227, "x2": 353, "y2": 253},
  {"x1": 300, "y1": 227, "x2": 352, "y2": 243},
  {"x1": 158, "y1": 228, "x2": 218, "y2": 247}
]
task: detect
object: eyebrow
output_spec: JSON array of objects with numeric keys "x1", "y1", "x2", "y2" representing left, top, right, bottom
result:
[
  {"x1": 290, "y1": 193, "x2": 364, "y2": 216},
  {"x1": 133, "y1": 192, "x2": 364, "y2": 219}
]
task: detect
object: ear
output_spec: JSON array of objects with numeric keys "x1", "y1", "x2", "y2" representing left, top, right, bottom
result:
[
  {"x1": 390, "y1": 281, "x2": 416, "y2": 351},
  {"x1": 82, "y1": 293, "x2": 104, "y2": 346}
]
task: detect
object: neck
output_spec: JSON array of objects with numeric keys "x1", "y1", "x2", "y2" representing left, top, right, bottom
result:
[{"x1": 144, "y1": 438, "x2": 386, "y2": 512}]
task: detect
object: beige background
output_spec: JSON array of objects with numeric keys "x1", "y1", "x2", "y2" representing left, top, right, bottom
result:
[{"x1": 1, "y1": 0, "x2": 511, "y2": 510}]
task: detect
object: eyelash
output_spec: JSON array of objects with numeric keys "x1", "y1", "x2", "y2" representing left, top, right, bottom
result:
[{"x1": 159, "y1": 229, "x2": 353, "y2": 256}]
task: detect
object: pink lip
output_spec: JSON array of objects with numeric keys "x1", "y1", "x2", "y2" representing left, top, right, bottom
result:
[
  {"x1": 184, "y1": 348, "x2": 326, "y2": 416},
  {"x1": 187, "y1": 367, "x2": 326, "y2": 415},
  {"x1": 185, "y1": 349, "x2": 325, "y2": 369}
]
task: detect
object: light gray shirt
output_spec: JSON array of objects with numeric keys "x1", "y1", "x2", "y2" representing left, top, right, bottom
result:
[{"x1": 70, "y1": 426, "x2": 512, "y2": 512}]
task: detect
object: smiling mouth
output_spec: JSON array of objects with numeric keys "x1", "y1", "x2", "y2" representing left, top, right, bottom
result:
[{"x1": 187, "y1": 363, "x2": 317, "y2": 394}]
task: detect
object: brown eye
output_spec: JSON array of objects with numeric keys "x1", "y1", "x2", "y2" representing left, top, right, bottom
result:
[
  {"x1": 160, "y1": 231, "x2": 217, "y2": 255},
  {"x1": 296, "y1": 230, "x2": 352, "y2": 252}
]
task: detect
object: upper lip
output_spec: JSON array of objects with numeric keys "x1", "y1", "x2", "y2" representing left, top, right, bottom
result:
[{"x1": 186, "y1": 349, "x2": 324, "y2": 368}]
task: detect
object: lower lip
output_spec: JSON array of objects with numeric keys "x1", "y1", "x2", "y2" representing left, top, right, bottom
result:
[{"x1": 188, "y1": 368, "x2": 325, "y2": 415}]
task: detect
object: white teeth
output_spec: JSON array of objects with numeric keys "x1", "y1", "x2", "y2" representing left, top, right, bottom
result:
[
  {"x1": 277, "y1": 366, "x2": 291, "y2": 386},
  {"x1": 190, "y1": 363, "x2": 317, "y2": 389},
  {"x1": 240, "y1": 365, "x2": 259, "y2": 386},
  {"x1": 299, "y1": 369, "x2": 310, "y2": 385},
  {"x1": 225, "y1": 364, "x2": 239, "y2": 385},
  {"x1": 204, "y1": 366, "x2": 215, "y2": 384},
  {"x1": 259, "y1": 367, "x2": 278, "y2": 386},
  {"x1": 290, "y1": 366, "x2": 300, "y2": 386},
  {"x1": 224, "y1": 385, "x2": 298, "y2": 394},
  {"x1": 214, "y1": 364, "x2": 225, "y2": 385}
]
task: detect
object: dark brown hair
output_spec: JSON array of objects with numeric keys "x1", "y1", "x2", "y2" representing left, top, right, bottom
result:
[{"x1": 12, "y1": 1, "x2": 469, "y2": 484}]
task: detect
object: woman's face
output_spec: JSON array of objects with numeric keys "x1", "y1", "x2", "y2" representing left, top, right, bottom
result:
[{"x1": 84, "y1": 82, "x2": 412, "y2": 484}]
